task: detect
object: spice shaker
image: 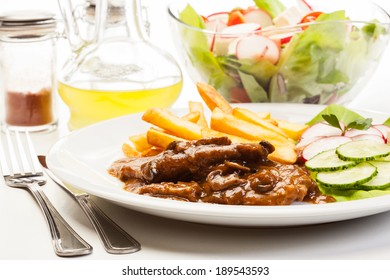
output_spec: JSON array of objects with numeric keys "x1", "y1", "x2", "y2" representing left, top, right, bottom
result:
[{"x1": 0, "y1": 11, "x2": 58, "y2": 132}]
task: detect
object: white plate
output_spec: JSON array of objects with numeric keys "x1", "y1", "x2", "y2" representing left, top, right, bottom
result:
[{"x1": 47, "y1": 104, "x2": 390, "y2": 227}]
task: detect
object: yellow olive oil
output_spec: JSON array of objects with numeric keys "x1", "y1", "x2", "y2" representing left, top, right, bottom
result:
[{"x1": 58, "y1": 81, "x2": 182, "y2": 130}]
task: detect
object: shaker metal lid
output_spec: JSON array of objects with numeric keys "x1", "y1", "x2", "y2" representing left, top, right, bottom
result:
[{"x1": 0, "y1": 10, "x2": 56, "y2": 38}]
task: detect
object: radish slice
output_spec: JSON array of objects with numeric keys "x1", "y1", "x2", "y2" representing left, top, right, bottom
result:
[
  {"x1": 352, "y1": 134, "x2": 386, "y2": 143},
  {"x1": 344, "y1": 126, "x2": 384, "y2": 138},
  {"x1": 299, "y1": 122, "x2": 343, "y2": 145},
  {"x1": 210, "y1": 20, "x2": 259, "y2": 55},
  {"x1": 205, "y1": 19, "x2": 227, "y2": 32},
  {"x1": 296, "y1": 0, "x2": 313, "y2": 13},
  {"x1": 206, "y1": 20, "x2": 228, "y2": 53},
  {"x1": 235, "y1": 35, "x2": 280, "y2": 64},
  {"x1": 268, "y1": 31, "x2": 299, "y2": 44},
  {"x1": 220, "y1": 23, "x2": 261, "y2": 34},
  {"x1": 302, "y1": 136, "x2": 352, "y2": 161},
  {"x1": 243, "y1": 9, "x2": 273, "y2": 28},
  {"x1": 207, "y1": 12, "x2": 229, "y2": 23},
  {"x1": 227, "y1": 37, "x2": 242, "y2": 55},
  {"x1": 373, "y1": 124, "x2": 390, "y2": 141},
  {"x1": 210, "y1": 23, "x2": 261, "y2": 55},
  {"x1": 296, "y1": 136, "x2": 323, "y2": 149},
  {"x1": 205, "y1": 12, "x2": 229, "y2": 52},
  {"x1": 213, "y1": 23, "x2": 262, "y2": 55}
]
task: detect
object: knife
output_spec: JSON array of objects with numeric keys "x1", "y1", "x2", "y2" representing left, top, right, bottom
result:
[{"x1": 38, "y1": 155, "x2": 141, "y2": 254}]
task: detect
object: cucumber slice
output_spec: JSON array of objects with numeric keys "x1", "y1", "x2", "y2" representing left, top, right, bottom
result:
[
  {"x1": 361, "y1": 161, "x2": 390, "y2": 189},
  {"x1": 336, "y1": 140, "x2": 390, "y2": 161},
  {"x1": 305, "y1": 149, "x2": 356, "y2": 171},
  {"x1": 381, "y1": 154, "x2": 390, "y2": 162},
  {"x1": 316, "y1": 162, "x2": 377, "y2": 189}
]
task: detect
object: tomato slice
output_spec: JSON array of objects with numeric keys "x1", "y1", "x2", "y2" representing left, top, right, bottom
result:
[
  {"x1": 301, "y1": 11, "x2": 323, "y2": 24},
  {"x1": 227, "y1": 10, "x2": 246, "y2": 26},
  {"x1": 300, "y1": 11, "x2": 323, "y2": 30}
]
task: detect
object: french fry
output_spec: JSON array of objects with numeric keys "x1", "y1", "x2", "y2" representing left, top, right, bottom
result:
[
  {"x1": 146, "y1": 127, "x2": 185, "y2": 149},
  {"x1": 189, "y1": 101, "x2": 208, "y2": 127},
  {"x1": 142, "y1": 108, "x2": 203, "y2": 140},
  {"x1": 211, "y1": 108, "x2": 290, "y2": 145},
  {"x1": 129, "y1": 133, "x2": 153, "y2": 152},
  {"x1": 276, "y1": 119, "x2": 308, "y2": 141},
  {"x1": 181, "y1": 111, "x2": 200, "y2": 123},
  {"x1": 257, "y1": 111, "x2": 271, "y2": 119},
  {"x1": 196, "y1": 82, "x2": 233, "y2": 114},
  {"x1": 122, "y1": 143, "x2": 141, "y2": 157},
  {"x1": 256, "y1": 111, "x2": 279, "y2": 126},
  {"x1": 232, "y1": 107, "x2": 289, "y2": 138},
  {"x1": 210, "y1": 108, "x2": 297, "y2": 163},
  {"x1": 268, "y1": 144, "x2": 298, "y2": 164}
]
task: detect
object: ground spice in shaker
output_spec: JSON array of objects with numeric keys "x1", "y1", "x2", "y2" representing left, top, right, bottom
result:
[
  {"x1": 5, "y1": 88, "x2": 53, "y2": 126},
  {"x1": 0, "y1": 11, "x2": 57, "y2": 131}
]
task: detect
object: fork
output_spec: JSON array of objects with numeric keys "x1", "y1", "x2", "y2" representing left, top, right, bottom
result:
[{"x1": 0, "y1": 129, "x2": 93, "y2": 257}]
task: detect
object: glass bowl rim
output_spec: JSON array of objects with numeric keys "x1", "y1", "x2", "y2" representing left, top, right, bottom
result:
[{"x1": 167, "y1": 0, "x2": 390, "y2": 36}]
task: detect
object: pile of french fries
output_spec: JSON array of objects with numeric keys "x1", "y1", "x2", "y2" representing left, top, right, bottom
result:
[{"x1": 122, "y1": 82, "x2": 308, "y2": 164}]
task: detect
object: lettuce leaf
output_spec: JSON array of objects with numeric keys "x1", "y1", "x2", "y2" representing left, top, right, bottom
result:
[
  {"x1": 384, "y1": 117, "x2": 390, "y2": 127},
  {"x1": 179, "y1": 4, "x2": 205, "y2": 29},
  {"x1": 238, "y1": 71, "x2": 269, "y2": 102},
  {"x1": 253, "y1": 0, "x2": 285, "y2": 18},
  {"x1": 178, "y1": 4, "x2": 237, "y2": 97},
  {"x1": 269, "y1": 11, "x2": 353, "y2": 103},
  {"x1": 319, "y1": 185, "x2": 390, "y2": 202},
  {"x1": 306, "y1": 104, "x2": 364, "y2": 126}
]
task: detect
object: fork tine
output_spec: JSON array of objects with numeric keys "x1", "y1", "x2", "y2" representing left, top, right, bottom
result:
[
  {"x1": 0, "y1": 131, "x2": 11, "y2": 176},
  {"x1": 14, "y1": 130, "x2": 31, "y2": 175},
  {"x1": 4, "y1": 129, "x2": 20, "y2": 176},
  {"x1": 24, "y1": 131, "x2": 42, "y2": 175}
]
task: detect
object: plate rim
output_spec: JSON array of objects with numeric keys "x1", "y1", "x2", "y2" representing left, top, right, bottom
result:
[{"x1": 47, "y1": 103, "x2": 390, "y2": 226}]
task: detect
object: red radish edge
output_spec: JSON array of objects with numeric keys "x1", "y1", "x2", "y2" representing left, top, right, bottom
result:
[
  {"x1": 235, "y1": 35, "x2": 280, "y2": 64},
  {"x1": 373, "y1": 124, "x2": 389, "y2": 142},
  {"x1": 243, "y1": 9, "x2": 273, "y2": 27},
  {"x1": 352, "y1": 134, "x2": 386, "y2": 143},
  {"x1": 299, "y1": 122, "x2": 344, "y2": 144},
  {"x1": 207, "y1": 12, "x2": 229, "y2": 23},
  {"x1": 206, "y1": 20, "x2": 227, "y2": 52},
  {"x1": 299, "y1": 0, "x2": 313, "y2": 11},
  {"x1": 302, "y1": 136, "x2": 352, "y2": 161},
  {"x1": 344, "y1": 126, "x2": 384, "y2": 139}
]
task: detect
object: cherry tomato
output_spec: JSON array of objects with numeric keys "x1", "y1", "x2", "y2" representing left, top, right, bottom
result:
[
  {"x1": 300, "y1": 11, "x2": 323, "y2": 30},
  {"x1": 227, "y1": 10, "x2": 246, "y2": 26},
  {"x1": 301, "y1": 11, "x2": 323, "y2": 23}
]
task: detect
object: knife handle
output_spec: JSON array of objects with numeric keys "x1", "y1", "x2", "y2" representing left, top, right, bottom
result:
[
  {"x1": 76, "y1": 195, "x2": 141, "y2": 254},
  {"x1": 28, "y1": 182, "x2": 93, "y2": 257}
]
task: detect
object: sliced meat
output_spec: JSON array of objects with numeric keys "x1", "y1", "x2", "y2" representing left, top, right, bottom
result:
[
  {"x1": 141, "y1": 138, "x2": 274, "y2": 183},
  {"x1": 125, "y1": 181, "x2": 202, "y2": 202},
  {"x1": 109, "y1": 137, "x2": 274, "y2": 183},
  {"x1": 109, "y1": 137, "x2": 334, "y2": 205}
]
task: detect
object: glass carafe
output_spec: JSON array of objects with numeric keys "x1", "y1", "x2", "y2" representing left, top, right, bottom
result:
[{"x1": 58, "y1": 0, "x2": 183, "y2": 130}]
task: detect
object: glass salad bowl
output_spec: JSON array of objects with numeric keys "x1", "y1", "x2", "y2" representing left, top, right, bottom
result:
[{"x1": 167, "y1": 0, "x2": 390, "y2": 105}]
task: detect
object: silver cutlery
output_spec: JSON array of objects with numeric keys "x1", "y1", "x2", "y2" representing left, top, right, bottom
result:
[
  {"x1": 38, "y1": 155, "x2": 141, "y2": 254},
  {"x1": 0, "y1": 129, "x2": 93, "y2": 257}
]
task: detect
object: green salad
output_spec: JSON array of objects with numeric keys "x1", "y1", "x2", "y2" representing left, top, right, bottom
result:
[
  {"x1": 177, "y1": 0, "x2": 387, "y2": 104},
  {"x1": 299, "y1": 104, "x2": 390, "y2": 202}
]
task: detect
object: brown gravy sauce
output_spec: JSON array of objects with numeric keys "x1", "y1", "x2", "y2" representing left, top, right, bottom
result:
[{"x1": 119, "y1": 161, "x2": 334, "y2": 206}]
